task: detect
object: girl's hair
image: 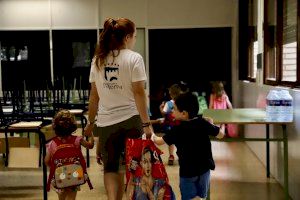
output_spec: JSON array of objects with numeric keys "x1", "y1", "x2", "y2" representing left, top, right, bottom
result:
[
  {"x1": 94, "y1": 17, "x2": 136, "y2": 70},
  {"x1": 211, "y1": 81, "x2": 225, "y2": 98},
  {"x1": 52, "y1": 109, "x2": 77, "y2": 137},
  {"x1": 168, "y1": 84, "x2": 182, "y2": 99},
  {"x1": 174, "y1": 92, "x2": 199, "y2": 119}
]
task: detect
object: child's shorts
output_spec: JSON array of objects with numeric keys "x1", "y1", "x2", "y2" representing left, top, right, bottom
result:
[
  {"x1": 179, "y1": 170, "x2": 210, "y2": 200},
  {"x1": 93, "y1": 115, "x2": 143, "y2": 173}
]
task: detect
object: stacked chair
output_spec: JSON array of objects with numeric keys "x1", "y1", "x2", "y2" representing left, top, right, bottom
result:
[
  {"x1": 52, "y1": 78, "x2": 90, "y2": 167},
  {"x1": 0, "y1": 87, "x2": 51, "y2": 200},
  {"x1": 0, "y1": 78, "x2": 90, "y2": 200}
]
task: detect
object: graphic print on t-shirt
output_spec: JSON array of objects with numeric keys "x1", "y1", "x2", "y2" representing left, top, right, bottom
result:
[{"x1": 103, "y1": 64, "x2": 123, "y2": 90}]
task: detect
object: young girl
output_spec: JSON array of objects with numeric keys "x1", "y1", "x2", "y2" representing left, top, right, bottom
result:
[
  {"x1": 209, "y1": 81, "x2": 233, "y2": 133},
  {"x1": 45, "y1": 109, "x2": 94, "y2": 200}
]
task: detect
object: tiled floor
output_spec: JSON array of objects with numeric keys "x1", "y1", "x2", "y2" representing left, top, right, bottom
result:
[{"x1": 0, "y1": 139, "x2": 287, "y2": 200}]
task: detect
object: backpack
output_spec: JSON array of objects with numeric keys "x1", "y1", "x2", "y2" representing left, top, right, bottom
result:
[
  {"x1": 46, "y1": 136, "x2": 93, "y2": 191},
  {"x1": 125, "y1": 139, "x2": 176, "y2": 200},
  {"x1": 162, "y1": 101, "x2": 180, "y2": 132},
  {"x1": 197, "y1": 95, "x2": 208, "y2": 115}
]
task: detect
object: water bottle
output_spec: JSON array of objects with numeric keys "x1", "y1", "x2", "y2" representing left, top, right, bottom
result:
[
  {"x1": 266, "y1": 90, "x2": 280, "y2": 121},
  {"x1": 278, "y1": 90, "x2": 293, "y2": 122}
]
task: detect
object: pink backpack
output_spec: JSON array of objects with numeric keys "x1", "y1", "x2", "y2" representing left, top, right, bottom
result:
[{"x1": 46, "y1": 136, "x2": 93, "y2": 191}]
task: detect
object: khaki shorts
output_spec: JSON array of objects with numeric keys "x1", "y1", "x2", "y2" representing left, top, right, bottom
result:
[{"x1": 93, "y1": 115, "x2": 143, "y2": 173}]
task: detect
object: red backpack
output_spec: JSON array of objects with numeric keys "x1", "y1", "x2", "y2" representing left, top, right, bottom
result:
[{"x1": 46, "y1": 136, "x2": 93, "y2": 191}]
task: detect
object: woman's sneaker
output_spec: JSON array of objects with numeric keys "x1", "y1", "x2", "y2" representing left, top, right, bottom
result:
[{"x1": 168, "y1": 155, "x2": 175, "y2": 165}]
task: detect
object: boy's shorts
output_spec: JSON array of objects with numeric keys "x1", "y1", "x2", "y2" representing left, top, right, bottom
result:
[
  {"x1": 93, "y1": 115, "x2": 142, "y2": 173},
  {"x1": 179, "y1": 170, "x2": 210, "y2": 200}
]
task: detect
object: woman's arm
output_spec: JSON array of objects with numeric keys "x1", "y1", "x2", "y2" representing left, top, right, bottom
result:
[
  {"x1": 132, "y1": 80, "x2": 153, "y2": 138},
  {"x1": 84, "y1": 83, "x2": 99, "y2": 137}
]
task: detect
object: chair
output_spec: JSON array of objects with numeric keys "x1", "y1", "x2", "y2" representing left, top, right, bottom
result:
[
  {"x1": 0, "y1": 89, "x2": 49, "y2": 199},
  {"x1": 1, "y1": 89, "x2": 51, "y2": 165}
]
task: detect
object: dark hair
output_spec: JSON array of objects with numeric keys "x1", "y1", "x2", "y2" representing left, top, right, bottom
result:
[
  {"x1": 94, "y1": 17, "x2": 136, "y2": 69},
  {"x1": 178, "y1": 81, "x2": 189, "y2": 93},
  {"x1": 52, "y1": 109, "x2": 77, "y2": 137},
  {"x1": 174, "y1": 92, "x2": 199, "y2": 119},
  {"x1": 141, "y1": 146, "x2": 156, "y2": 163}
]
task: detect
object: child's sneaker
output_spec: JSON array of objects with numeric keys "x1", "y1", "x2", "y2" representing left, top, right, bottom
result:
[{"x1": 168, "y1": 155, "x2": 175, "y2": 165}]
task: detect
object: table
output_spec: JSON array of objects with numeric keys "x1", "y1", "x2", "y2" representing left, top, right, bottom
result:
[
  {"x1": 203, "y1": 108, "x2": 291, "y2": 200},
  {"x1": 4, "y1": 121, "x2": 48, "y2": 200}
]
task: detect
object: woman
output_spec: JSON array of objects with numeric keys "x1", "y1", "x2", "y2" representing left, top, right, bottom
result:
[{"x1": 84, "y1": 17, "x2": 153, "y2": 200}]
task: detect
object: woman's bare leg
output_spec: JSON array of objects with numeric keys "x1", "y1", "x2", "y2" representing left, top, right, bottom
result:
[{"x1": 104, "y1": 172, "x2": 125, "y2": 200}]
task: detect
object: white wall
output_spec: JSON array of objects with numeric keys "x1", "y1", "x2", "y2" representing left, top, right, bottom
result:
[
  {"x1": 0, "y1": 0, "x2": 50, "y2": 30},
  {"x1": 0, "y1": 0, "x2": 236, "y2": 29},
  {"x1": 146, "y1": 0, "x2": 236, "y2": 27},
  {"x1": 51, "y1": 0, "x2": 99, "y2": 29}
]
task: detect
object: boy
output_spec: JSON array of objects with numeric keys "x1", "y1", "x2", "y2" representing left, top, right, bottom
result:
[{"x1": 152, "y1": 92, "x2": 224, "y2": 200}]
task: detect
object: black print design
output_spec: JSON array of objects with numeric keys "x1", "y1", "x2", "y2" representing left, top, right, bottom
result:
[{"x1": 104, "y1": 67, "x2": 119, "y2": 81}]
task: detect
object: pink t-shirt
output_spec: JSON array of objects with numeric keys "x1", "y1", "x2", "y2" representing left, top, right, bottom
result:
[{"x1": 210, "y1": 93, "x2": 229, "y2": 109}]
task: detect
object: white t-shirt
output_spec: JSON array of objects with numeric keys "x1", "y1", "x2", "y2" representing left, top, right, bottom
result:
[{"x1": 89, "y1": 49, "x2": 147, "y2": 127}]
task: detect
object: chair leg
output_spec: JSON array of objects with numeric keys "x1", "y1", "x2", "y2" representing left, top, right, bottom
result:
[
  {"x1": 4, "y1": 130, "x2": 9, "y2": 167},
  {"x1": 38, "y1": 134, "x2": 42, "y2": 167},
  {"x1": 27, "y1": 132, "x2": 30, "y2": 146},
  {"x1": 81, "y1": 115, "x2": 90, "y2": 168}
]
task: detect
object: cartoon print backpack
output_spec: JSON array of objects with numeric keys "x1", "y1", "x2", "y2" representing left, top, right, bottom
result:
[
  {"x1": 46, "y1": 136, "x2": 93, "y2": 191},
  {"x1": 125, "y1": 139, "x2": 176, "y2": 200}
]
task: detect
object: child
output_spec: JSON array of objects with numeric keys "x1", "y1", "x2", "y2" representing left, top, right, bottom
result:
[
  {"x1": 209, "y1": 81, "x2": 232, "y2": 133},
  {"x1": 152, "y1": 92, "x2": 224, "y2": 200},
  {"x1": 158, "y1": 83, "x2": 183, "y2": 165},
  {"x1": 45, "y1": 109, "x2": 94, "y2": 200}
]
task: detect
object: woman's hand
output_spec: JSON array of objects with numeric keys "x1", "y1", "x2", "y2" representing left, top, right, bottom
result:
[
  {"x1": 84, "y1": 123, "x2": 94, "y2": 137},
  {"x1": 143, "y1": 126, "x2": 154, "y2": 139}
]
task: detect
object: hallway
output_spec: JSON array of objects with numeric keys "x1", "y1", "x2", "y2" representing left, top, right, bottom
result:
[{"x1": 0, "y1": 140, "x2": 287, "y2": 200}]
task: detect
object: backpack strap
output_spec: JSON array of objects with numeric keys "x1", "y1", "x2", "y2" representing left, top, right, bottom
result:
[{"x1": 75, "y1": 145, "x2": 93, "y2": 190}]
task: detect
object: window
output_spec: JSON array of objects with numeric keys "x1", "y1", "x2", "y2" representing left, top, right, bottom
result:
[
  {"x1": 248, "y1": 0, "x2": 259, "y2": 80},
  {"x1": 282, "y1": 0, "x2": 297, "y2": 82},
  {"x1": 264, "y1": 0, "x2": 299, "y2": 86},
  {"x1": 264, "y1": 0, "x2": 279, "y2": 84}
]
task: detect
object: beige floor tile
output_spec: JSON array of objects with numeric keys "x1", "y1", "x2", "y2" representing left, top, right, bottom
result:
[{"x1": 0, "y1": 140, "x2": 287, "y2": 200}]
